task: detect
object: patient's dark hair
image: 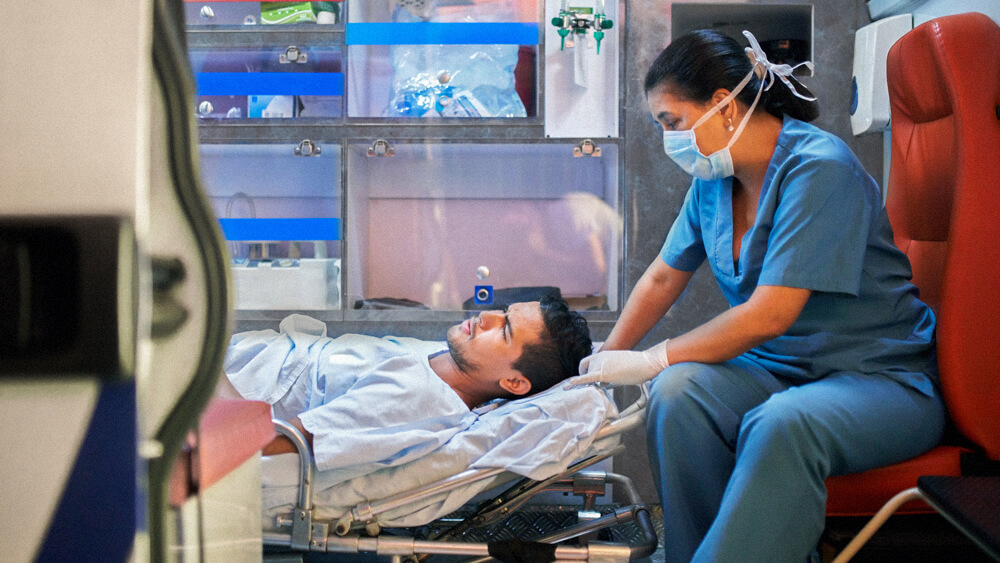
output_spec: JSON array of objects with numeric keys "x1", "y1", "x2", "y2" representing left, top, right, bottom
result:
[
  {"x1": 512, "y1": 295, "x2": 592, "y2": 395},
  {"x1": 644, "y1": 29, "x2": 818, "y2": 122}
]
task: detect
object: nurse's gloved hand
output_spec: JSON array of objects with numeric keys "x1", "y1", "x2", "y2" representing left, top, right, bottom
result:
[{"x1": 563, "y1": 341, "x2": 670, "y2": 388}]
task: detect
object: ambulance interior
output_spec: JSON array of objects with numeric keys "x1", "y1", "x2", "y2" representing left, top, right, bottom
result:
[{"x1": 1, "y1": 1, "x2": 999, "y2": 562}]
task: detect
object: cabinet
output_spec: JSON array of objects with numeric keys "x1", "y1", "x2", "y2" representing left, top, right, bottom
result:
[{"x1": 183, "y1": 0, "x2": 624, "y2": 323}]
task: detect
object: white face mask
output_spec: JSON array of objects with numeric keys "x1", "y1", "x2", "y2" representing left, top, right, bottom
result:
[
  {"x1": 661, "y1": 67, "x2": 761, "y2": 181},
  {"x1": 661, "y1": 29, "x2": 817, "y2": 181}
]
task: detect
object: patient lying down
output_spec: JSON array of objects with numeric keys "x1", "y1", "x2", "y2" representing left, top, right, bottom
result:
[{"x1": 217, "y1": 296, "x2": 592, "y2": 473}]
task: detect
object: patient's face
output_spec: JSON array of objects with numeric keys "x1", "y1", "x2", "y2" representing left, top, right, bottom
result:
[{"x1": 446, "y1": 301, "x2": 544, "y2": 384}]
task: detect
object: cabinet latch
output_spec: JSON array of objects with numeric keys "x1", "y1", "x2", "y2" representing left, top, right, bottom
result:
[
  {"x1": 573, "y1": 139, "x2": 602, "y2": 157},
  {"x1": 295, "y1": 140, "x2": 322, "y2": 157},
  {"x1": 367, "y1": 139, "x2": 395, "y2": 157},
  {"x1": 280, "y1": 46, "x2": 308, "y2": 64}
]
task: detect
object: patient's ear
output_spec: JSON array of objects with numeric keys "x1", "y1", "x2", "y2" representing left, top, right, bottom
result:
[{"x1": 500, "y1": 374, "x2": 532, "y2": 396}]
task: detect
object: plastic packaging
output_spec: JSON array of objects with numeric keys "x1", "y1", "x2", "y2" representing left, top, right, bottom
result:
[
  {"x1": 386, "y1": 2, "x2": 527, "y2": 118},
  {"x1": 260, "y1": 2, "x2": 340, "y2": 25}
]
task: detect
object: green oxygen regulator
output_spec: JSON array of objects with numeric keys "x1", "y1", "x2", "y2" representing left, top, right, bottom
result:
[{"x1": 551, "y1": 1, "x2": 614, "y2": 55}]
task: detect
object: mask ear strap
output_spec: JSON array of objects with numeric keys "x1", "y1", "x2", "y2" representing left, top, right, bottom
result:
[
  {"x1": 724, "y1": 77, "x2": 764, "y2": 150},
  {"x1": 690, "y1": 69, "x2": 755, "y2": 129}
]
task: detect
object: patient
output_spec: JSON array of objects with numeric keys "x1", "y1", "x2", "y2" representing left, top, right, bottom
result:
[{"x1": 217, "y1": 295, "x2": 592, "y2": 472}]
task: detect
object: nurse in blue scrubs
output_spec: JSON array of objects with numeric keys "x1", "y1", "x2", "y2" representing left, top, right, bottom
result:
[{"x1": 567, "y1": 30, "x2": 945, "y2": 562}]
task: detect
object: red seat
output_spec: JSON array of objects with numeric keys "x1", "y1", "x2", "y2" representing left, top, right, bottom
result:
[{"x1": 824, "y1": 12, "x2": 1000, "y2": 517}]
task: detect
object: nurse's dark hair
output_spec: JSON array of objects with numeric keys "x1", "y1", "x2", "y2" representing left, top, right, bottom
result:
[
  {"x1": 644, "y1": 29, "x2": 819, "y2": 122},
  {"x1": 512, "y1": 295, "x2": 592, "y2": 395}
]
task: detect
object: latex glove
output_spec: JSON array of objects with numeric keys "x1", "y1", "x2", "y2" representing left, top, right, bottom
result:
[{"x1": 564, "y1": 340, "x2": 670, "y2": 388}]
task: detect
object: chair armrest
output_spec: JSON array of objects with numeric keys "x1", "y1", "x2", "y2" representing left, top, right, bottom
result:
[{"x1": 168, "y1": 398, "x2": 274, "y2": 507}]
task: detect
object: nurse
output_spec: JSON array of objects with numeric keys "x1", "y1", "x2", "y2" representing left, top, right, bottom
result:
[{"x1": 567, "y1": 30, "x2": 945, "y2": 562}]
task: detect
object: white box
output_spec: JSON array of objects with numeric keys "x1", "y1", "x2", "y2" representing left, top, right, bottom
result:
[
  {"x1": 232, "y1": 258, "x2": 340, "y2": 310},
  {"x1": 851, "y1": 14, "x2": 912, "y2": 135}
]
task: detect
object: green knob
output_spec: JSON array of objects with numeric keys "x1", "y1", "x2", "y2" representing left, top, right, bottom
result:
[
  {"x1": 601, "y1": 19, "x2": 614, "y2": 30},
  {"x1": 551, "y1": 16, "x2": 564, "y2": 27}
]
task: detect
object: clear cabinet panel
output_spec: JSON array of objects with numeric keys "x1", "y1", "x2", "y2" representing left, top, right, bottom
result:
[
  {"x1": 346, "y1": 0, "x2": 539, "y2": 118},
  {"x1": 184, "y1": 1, "x2": 345, "y2": 27},
  {"x1": 200, "y1": 143, "x2": 342, "y2": 310},
  {"x1": 345, "y1": 141, "x2": 621, "y2": 312},
  {"x1": 188, "y1": 45, "x2": 344, "y2": 119}
]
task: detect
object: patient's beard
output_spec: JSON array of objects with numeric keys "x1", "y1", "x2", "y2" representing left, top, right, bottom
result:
[{"x1": 446, "y1": 332, "x2": 479, "y2": 375}]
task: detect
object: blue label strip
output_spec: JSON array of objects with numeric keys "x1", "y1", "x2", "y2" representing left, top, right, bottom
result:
[
  {"x1": 196, "y1": 72, "x2": 344, "y2": 96},
  {"x1": 219, "y1": 218, "x2": 341, "y2": 241},
  {"x1": 346, "y1": 22, "x2": 539, "y2": 45}
]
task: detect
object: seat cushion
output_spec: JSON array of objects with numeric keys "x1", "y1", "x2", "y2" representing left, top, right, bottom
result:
[{"x1": 825, "y1": 445, "x2": 967, "y2": 516}]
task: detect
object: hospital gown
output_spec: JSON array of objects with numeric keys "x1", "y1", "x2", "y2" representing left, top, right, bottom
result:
[
  {"x1": 225, "y1": 314, "x2": 476, "y2": 478},
  {"x1": 650, "y1": 117, "x2": 945, "y2": 562}
]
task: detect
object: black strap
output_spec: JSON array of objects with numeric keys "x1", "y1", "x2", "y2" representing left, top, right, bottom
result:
[{"x1": 487, "y1": 539, "x2": 559, "y2": 563}]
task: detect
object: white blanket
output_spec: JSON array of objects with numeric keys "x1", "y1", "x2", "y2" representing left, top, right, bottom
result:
[
  {"x1": 261, "y1": 383, "x2": 618, "y2": 529},
  {"x1": 227, "y1": 316, "x2": 477, "y2": 476}
]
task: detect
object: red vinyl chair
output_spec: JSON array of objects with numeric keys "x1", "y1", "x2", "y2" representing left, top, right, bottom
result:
[{"x1": 824, "y1": 11, "x2": 1000, "y2": 557}]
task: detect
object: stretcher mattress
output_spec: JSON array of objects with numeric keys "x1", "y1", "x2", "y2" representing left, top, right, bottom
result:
[{"x1": 260, "y1": 384, "x2": 618, "y2": 529}]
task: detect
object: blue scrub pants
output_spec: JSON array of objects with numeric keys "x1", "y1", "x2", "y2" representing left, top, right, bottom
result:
[{"x1": 647, "y1": 357, "x2": 945, "y2": 563}]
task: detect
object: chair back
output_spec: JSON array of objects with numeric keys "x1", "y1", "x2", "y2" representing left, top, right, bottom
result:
[{"x1": 885, "y1": 12, "x2": 1000, "y2": 459}]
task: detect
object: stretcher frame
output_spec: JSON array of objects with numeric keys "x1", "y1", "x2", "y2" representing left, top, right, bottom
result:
[{"x1": 262, "y1": 385, "x2": 657, "y2": 562}]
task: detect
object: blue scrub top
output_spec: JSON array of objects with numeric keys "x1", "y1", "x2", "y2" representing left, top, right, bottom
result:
[{"x1": 660, "y1": 117, "x2": 937, "y2": 395}]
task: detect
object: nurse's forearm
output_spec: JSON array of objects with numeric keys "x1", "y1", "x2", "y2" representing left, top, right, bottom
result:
[
  {"x1": 663, "y1": 285, "x2": 810, "y2": 365},
  {"x1": 603, "y1": 259, "x2": 693, "y2": 351}
]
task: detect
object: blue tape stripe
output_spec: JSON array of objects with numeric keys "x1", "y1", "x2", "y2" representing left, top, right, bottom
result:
[
  {"x1": 36, "y1": 381, "x2": 137, "y2": 563},
  {"x1": 219, "y1": 218, "x2": 341, "y2": 241},
  {"x1": 346, "y1": 22, "x2": 539, "y2": 45},
  {"x1": 196, "y1": 72, "x2": 344, "y2": 96}
]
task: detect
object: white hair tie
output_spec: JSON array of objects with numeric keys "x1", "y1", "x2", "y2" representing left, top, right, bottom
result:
[{"x1": 743, "y1": 30, "x2": 817, "y2": 102}]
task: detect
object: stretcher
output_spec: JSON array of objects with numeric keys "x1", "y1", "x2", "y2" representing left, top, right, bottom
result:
[{"x1": 261, "y1": 384, "x2": 657, "y2": 562}]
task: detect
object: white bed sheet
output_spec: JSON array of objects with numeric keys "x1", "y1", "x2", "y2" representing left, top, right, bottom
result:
[{"x1": 261, "y1": 383, "x2": 618, "y2": 529}]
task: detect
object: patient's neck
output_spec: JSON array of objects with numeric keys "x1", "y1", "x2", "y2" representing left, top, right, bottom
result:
[{"x1": 429, "y1": 352, "x2": 489, "y2": 409}]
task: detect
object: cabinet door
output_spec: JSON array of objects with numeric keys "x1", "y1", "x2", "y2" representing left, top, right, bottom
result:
[
  {"x1": 346, "y1": 141, "x2": 620, "y2": 313},
  {"x1": 345, "y1": 0, "x2": 539, "y2": 119},
  {"x1": 188, "y1": 41, "x2": 344, "y2": 120},
  {"x1": 200, "y1": 142, "x2": 343, "y2": 311}
]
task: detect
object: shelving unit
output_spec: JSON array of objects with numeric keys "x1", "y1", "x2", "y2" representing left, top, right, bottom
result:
[{"x1": 182, "y1": 0, "x2": 626, "y2": 326}]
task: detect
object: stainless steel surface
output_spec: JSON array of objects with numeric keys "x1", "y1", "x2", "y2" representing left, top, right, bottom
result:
[
  {"x1": 294, "y1": 139, "x2": 321, "y2": 157},
  {"x1": 366, "y1": 139, "x2": 395, "y2": 157},
  {"x1": 606, "y1": 473, "x2": 642, "y2": 505},
  {"x1": 574, "y1": 139, "x2": 603, "y2": 157},
  {"x1": 310, "y1": 521, "x2": 329, "y2": 552},
  {"x1": 280, "y1": 46, "x2": 307, "y2": 64},
  {"x1": 290, "y1": 508, "x2": 313, "y2": 552},
  {"x1": 351, "y1": 468, "x2": 507, "y2": 525},
  {"x1": 273, "y1": 419, "x2": 314, "y2": 511},
  {"x1": 585, "y1": 542, "x2": 633, "y2": 563}
]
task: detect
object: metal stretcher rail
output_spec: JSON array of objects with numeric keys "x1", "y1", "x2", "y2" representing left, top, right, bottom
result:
[{"x1": 268, "y1": 384, "x2": 656, "y2": 561}]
